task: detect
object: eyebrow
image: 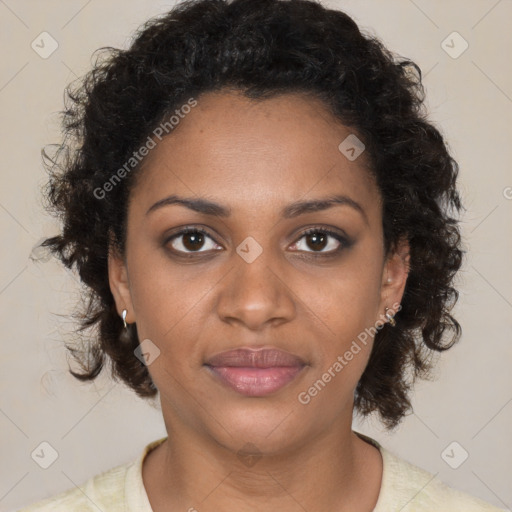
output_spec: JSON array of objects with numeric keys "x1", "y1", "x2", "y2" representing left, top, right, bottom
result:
[{"x1": 146, "y1": 193, "x2": 368, "y2": 224}]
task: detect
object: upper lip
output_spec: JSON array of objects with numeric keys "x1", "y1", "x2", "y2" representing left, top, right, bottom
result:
[{"x1": 205, "y1": 347, "x2": 306, "y2": 368}]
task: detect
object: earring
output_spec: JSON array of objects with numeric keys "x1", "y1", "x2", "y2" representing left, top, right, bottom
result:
[
  {"x1": 119, "y1": 309, "x2": 132, "y2": 344},
  {"x1": 384, "y1": 307, "x2": 396, "y2": 327}
]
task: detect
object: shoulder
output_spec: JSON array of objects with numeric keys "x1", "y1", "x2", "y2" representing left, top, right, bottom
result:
[
  {"x1": 377, "y1": 443, "x2": 506, "y2": 511},
  {"x1": 354, "y1": 431, "x2": 505, "y2": 512},
  {"x1": 17, "y1": 437, "x2": 167, "y2": 511},
  {"x1": 16, "y1": 461, "x2": 130, "y2": 512}
]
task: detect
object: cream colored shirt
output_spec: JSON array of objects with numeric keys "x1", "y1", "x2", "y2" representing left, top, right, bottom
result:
[{"x1": 18, "y1": 432, "x2": 506, "y2": 511}]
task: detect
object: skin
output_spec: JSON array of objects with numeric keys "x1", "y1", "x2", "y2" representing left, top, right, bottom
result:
[{"x1": 109, "y1": 89, "x2": 410, "y2": 512}]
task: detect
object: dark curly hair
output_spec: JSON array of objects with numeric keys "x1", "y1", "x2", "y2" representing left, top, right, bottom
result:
[{"x1": 40, "y1": 0, "x2": 464, "y2": 430}]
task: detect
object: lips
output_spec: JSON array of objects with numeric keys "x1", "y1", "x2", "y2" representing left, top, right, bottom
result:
[
  {"x1": 205, "y1": 348, "x2": 307, "y2": 397},
  {"x1": 206, "y1": 348, "x2": 305, "y2": 368}
]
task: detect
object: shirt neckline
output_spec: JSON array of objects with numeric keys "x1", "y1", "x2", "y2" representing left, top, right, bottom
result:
[
  {"x1": 353, "y1": 430, "x2": 391, "y2": 511},
  {"x1": 125, "y1": 436, "x2": 168, "y2": 512},
  {"x1": 129, "y1": 431, "x2": 390, "y2": 512}
]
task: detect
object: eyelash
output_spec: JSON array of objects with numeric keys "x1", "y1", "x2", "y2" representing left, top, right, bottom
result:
[{"x1": 164, "y1": 225, "x2": 352, "y2": 259}]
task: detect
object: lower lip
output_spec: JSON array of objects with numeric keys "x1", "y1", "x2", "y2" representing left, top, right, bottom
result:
[{"x1": 206, "y1": 366, "x2": 305, "y2": 396}]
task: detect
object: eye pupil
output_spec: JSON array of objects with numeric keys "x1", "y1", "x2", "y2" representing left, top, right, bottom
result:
[
  {"x1": 306, "y1": 231, "x2": 327, "y2": 251},
  {"x1": 183, "y1": 232, "x2": 204, "y2": 251}
]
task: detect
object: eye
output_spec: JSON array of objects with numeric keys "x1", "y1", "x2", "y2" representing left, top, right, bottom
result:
[
  {"x1": 165, "y1": 227, "x2": 222, "y2": 254},
  {"x1": 290, "y1": 227, "x2": 351, "y2": 255},
  {"x1": 164, "y1": 225, "x2": 352, "y2": 258}
]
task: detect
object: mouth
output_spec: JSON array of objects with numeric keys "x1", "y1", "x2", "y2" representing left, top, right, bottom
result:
[{"x1": 204, "y1": 347, "x2": 307, "y2": 397}]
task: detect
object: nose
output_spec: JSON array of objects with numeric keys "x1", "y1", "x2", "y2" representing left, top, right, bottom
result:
[{"x1": 215, "y1": 246, "x2": 296, "y2": 331}]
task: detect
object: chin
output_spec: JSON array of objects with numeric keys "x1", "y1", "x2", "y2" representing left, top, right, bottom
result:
[{"x1": 205, "y1": 400, "x2": 310, "y2": 456}]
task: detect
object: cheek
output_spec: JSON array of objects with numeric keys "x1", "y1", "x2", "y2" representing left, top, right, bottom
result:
[
  {"x1": 307, "y1": 263, "x2": 382, "y2": 339},
  {"x1": 126, "y1": 244, "x2": 190, "y2": 335},
  {"x1": 298, "y1": 258, "x2": 383, "y2": 391},
  {"x1": 126, "y1": 244, "x2": 223, "y2": 371},
  {"x1": 298, "y1": 275, "x2": 381, "y2": 407}
]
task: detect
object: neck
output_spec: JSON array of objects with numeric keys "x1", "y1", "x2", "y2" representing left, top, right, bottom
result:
[{"x1": 143, "y1": 423, "x2": 383, "y2": 512}]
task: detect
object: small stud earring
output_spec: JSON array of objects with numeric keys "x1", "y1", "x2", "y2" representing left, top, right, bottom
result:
[
  {"x1": 122, "y1": 309, "x2": 127, "y2": 329},
  {"x1": 384, "y1": 307, "x2": 396, "y2": 327}
]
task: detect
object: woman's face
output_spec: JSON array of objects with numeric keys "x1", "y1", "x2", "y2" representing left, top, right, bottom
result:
[{"x1": 109, "y1": 90, "x2": 408, "y2": 454}]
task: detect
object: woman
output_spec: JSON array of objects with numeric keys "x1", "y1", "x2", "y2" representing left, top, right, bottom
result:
[{"x1": 19, "y1": 0, "x2": 506, "y2": 510}]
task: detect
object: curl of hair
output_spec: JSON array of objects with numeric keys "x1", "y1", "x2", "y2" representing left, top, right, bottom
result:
[{"x1": 41, "y1": 0, "x2": 464, "y2": 430}]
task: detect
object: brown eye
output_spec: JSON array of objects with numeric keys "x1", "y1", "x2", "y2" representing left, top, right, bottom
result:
[
  {"x1": 167, "y1": 228, "x2": 221, "y2": 254},
  {"x1": 304, "y1": 231, "x2": 329, "y2": 251},
  {"x1": 290, "y1": 227, "x2": 351, "y2": 255},
  {"x1": 182, "y1": 231, "x2": 205, "y2": 251}
]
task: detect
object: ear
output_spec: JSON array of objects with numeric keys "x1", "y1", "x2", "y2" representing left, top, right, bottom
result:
[
  {"x1": 378, "y1": 236, "x2": 410, "y2": 320},
  {"x1": 108, "y1": 243, "x2": 135, "y2": 324}
]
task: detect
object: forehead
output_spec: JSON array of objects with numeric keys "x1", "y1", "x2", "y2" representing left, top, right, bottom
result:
[{"x1": 131, "y1": 90, "x2": 381, "y2": 222}]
